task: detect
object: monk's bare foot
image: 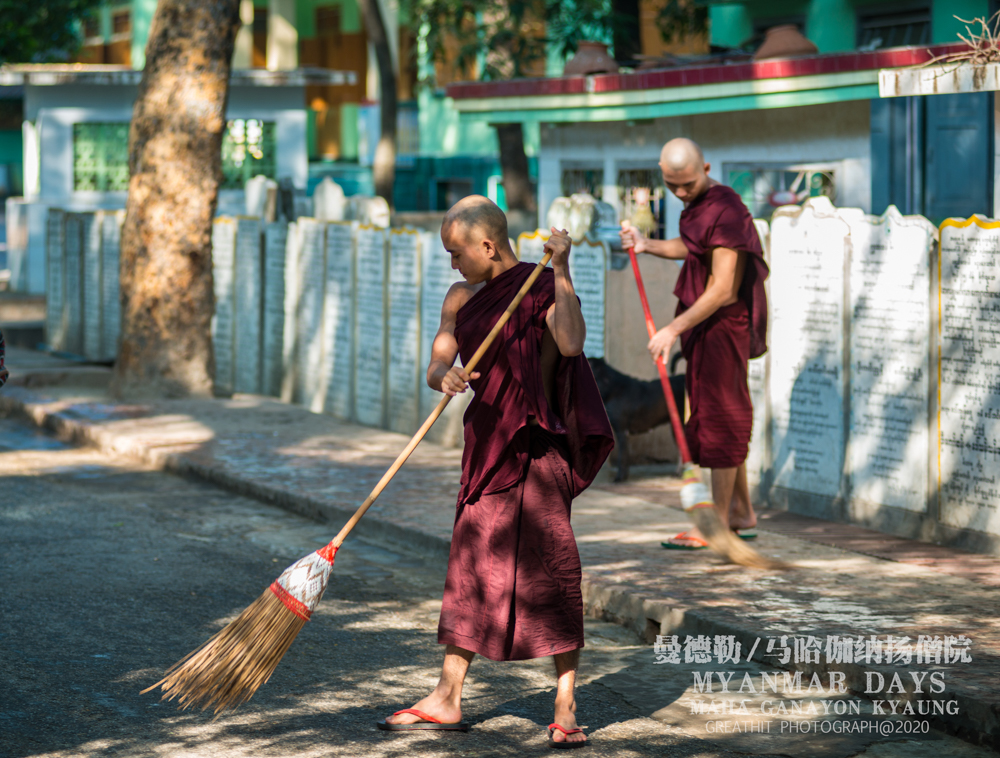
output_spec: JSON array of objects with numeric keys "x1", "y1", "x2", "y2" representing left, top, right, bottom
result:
[
  {"x1": 384, "y1": 690, "x2": 461, "y2": 725},
  {"x1": 551, "y1": 699, "x2": 586, "y2": 744}
]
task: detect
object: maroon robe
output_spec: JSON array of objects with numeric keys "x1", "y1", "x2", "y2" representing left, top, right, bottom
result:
[
  {"x1": 438, "y1": 262, "x2": 613, "y2": 661},
  {"x1": 674, "y1": 184, "x2": 769, "y2": 469}
]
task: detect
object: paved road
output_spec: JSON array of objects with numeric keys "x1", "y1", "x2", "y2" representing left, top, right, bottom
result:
[{"x1": 0, "y1": 415, "x2": 990, "y2": 758}]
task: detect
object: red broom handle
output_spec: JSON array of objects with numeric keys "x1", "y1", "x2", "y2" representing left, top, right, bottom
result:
[{"x1": 626, "y1": 246, "x2": 693, "y2": 464}]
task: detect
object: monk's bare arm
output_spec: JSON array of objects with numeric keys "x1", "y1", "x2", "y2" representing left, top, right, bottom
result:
[
  {"x1": 620, "y1": 222, "x2": 688, "y2": 260},
  {"x1": 427, "y1": 283, "x2": 479, "y2": 396},
  {"x1": 647, "y1": 246, "x2": 745, "y2": 359},
  {"x1": 543, "y1": 228, "x2": 586, "y2": 357}
]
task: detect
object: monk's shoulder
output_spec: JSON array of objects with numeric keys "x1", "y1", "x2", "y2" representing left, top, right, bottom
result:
[
  {"x1": 441, "y1": 281, "x2": 478, "y2": 318},
  {"x1": 708, "y1": 185, "x2": 753, "y2": 218}
]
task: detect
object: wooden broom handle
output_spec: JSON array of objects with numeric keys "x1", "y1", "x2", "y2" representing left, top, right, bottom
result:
[
  {"x1": 330, "y1": 251, "x2": 554, "y2": 548},
  {"x1": 625, "y1": 246, "x2": 693, "y2": 464}
]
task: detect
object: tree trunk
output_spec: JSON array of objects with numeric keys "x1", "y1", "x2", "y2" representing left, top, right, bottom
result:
[
  {"x1": 113, "y1": 0, "x2": 241, "y2": 399},
  {"x1": 359, "y1": 0, "x2": 397, "y2": 208},
  {"x1": 496, "y1": 122, "x2": 536, "y2": 213}
]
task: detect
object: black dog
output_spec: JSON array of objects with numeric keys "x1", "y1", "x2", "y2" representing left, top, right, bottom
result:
[{"x1": 588, "y1": 355, "x2": 685, "y2": 482}]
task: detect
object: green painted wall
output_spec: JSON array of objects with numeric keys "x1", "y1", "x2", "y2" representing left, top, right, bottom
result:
[
  {"x1": 418, "y1": 90, "x2": 539, "y2": 158},
  {"x1": 805, "y1": 0, "x2": 854, "y2": 52},
  {"x1": 0, "y1": 131, "x2": 22, "y2": 165},
  {"x1": 710, "y1": 4, "x2": 754, "y2": 48},
  {"x1": 130, "y1": 0, "x2": 158, "y2": 69},
  {"x1": 296, "y1": 0, "x2": 362, "y2": 36},
  {"x1": 933, "y1": 0, "x2": 989, "y2": 43}
]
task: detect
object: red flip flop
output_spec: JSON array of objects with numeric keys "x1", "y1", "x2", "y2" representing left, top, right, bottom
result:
[
  {"x1": 377, "y1": 708, "x2": 469, "y2": 731},
  {"x1": 661, "y1": 531, "x2": 709, "y2": 550},
  {"x1": 548, "y1": 722, "x2": 589, "y2": 749}
]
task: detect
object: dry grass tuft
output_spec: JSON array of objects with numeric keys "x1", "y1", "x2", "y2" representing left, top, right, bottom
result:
[{"x1": 924, "y1": 13, "x2": 1000, "y2": 67}]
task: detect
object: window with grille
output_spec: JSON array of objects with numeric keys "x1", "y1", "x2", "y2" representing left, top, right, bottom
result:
[
  {"x1": 73, "y1": 120, "x2": 278, "y2": 192},
  {"x1": 857, "y1": 8, "x2": 930, "y2": 50},
  {"x1": 725, "y1": 163, "x2": 837, "y2": 220},
  {"x1": 112, "y1": 10, "x2": 131, "y2": 35},
  {"x1": 73, "y1": 123, "x2": 130, "y2": 191},
  {"x1": 561, "y1": 167, "x2": 603, "y2": 198},
  {"x1": 221, "y1": 119, "x2": 277, "y2": 189}
]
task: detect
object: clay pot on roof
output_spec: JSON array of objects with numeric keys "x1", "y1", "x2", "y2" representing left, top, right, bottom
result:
[
  {"x1": 753, "y1": 25, "x2": 818, "y2": 60},
  {"x1": 563, "y1": 41, "x2": 618, "y2": 76}
]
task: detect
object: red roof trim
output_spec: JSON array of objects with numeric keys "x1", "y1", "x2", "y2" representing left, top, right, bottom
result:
[{"x1": 445, "y1": 44, "x2": 964, "y2": 100}]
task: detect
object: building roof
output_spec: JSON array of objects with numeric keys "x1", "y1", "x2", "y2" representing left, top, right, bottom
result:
[
  {"x1": 0, "y1": 64, "x2": 356, "y2": 87},
  {"x1": 445, "y1": 44, "x2": 964, "y2": 124}
]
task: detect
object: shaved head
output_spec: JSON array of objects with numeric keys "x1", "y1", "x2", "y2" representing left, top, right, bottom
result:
[
  {"x1": 659, "y1": 138, "x2": 705, "y2": 173},
  {"x1": 442, "y1": 195, "x2": 510, "y2": 249},
  {"x1": 658, "y1": 138, "x2": 712, "y2": 203}
]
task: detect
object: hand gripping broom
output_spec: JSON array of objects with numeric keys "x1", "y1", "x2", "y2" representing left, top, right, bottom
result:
[
  {"x1": 142, "y1": 250, "x2": 554, "y2": 714},
  {"x1": 625, "y1": 247, "x2": 785, "y2": 570}
]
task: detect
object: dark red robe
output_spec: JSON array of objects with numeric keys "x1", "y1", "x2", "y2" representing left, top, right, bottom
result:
[
  {"x1": 674, "y1": 184, "x2": 769, "y2": 469},
  {"x1": 438, "y1": 262, "x2": 613, "y2": 661}
]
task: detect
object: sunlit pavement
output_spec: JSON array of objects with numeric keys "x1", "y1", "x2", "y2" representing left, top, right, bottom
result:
[{"x1": 0, "y1": 349, "x2": 997, "y2": 755}]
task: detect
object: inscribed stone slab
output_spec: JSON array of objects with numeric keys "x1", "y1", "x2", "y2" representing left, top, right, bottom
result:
[
  {"x1": 100, "y1": 212, "x2": 123, "y2": 362},
  {"x1": 45, "y1": 208, "x2": 65, "y2": 350},
  {"x1": 939, "y1": 216, "x2": 1000, "y2": 534},
  {"x1": 234, "y1": 217, "x2": 263, "y2": 395},
  {"x1": 63, "y1": 213, "x2": 84, "y2": 355},
  {"x1": 280, "y1": 221, "x2": 299, "y2": 402},
  {"x1": 848, "y1": 206, "x2": 935, "y2": 512},
  {"x1": 768, "y1": 197, "x2": 848, "y2": 497},
  {"x1": 322, "y1": 221, "x2": 357, "y2": 419},
  {"x1": 569, "y1": 237, "x2": 607, "y2": 359},
  {"x1": 262, "y1": 222, "x2": 288, "y2": 397},
  {"x1": 517, "y1": 229, "x2": 549, "y2": 264},
  {"x1": 82, "y1": 212, "x2": 103, "y2": 362},
  {"x1": 387, "y1": 228, "x2": 422, "y2": 434},
  {"x1": 419, "y1": 231, "x2": 465, "y2": 423},
  {"x1": 746, "y1": 218, "x2": 771, "y2": 488},
  {"x1": 294, "y1": 219, "x2": 327, "y2": 411},
  {"x1": 212, "y1": 217, "x2": 237, "y2": 395},
  {"x1": 354, "y1": 225, "x2": 387, "y2": 428}
]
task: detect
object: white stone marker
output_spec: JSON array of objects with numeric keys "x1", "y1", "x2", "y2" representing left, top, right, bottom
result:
[
  {"x1": 45, "y1": 208, "x2": 65, "y2": 350},
  {"x1": 100, "y1": 211, "x2": 124, "y2": 362},
  {"x1": 517, "y1": 229, "x2": 548, "y2": 264},
  {"x1": 234, "y1": 217, "x2": 264, "y2": 395},
  {"x1": 847, "y1": 206, "x2": 936, "y2": 512},
  {"x1": 387, "y1": 228, "x2": 422, "y2": 434},
  {"x1": 768, "y1": 197, "x2": 849, "y2": 497},
  {"x1": 746, "y1": 218, "x2": 771, "y2": 490},
  {"x1": 939, "y1": 216, "x2": 1000, "y2": 535},
  {"x1": 419, "y1": 231, "x2": 465, "y2": 425},
  {"x1": 280, "y1": 220, "x2": 300, "y2": 402},
  {"x1": 82, "y1": 211, "x2": 103, "y2": 361},
  {"x1": 294, "y1": 218, "x2": 327, "y2": 411},
  {"x1": 322, "y1": 221, "x2": 357, "y2": 419},
  {"x1": 262, "y1": 221, "x2": 288, "y2": 397},
  {"x1": 63, "y1": 213, "x2": 84, "y2": 355},
  {"x1": 568, "y1": 236, "x2": 607, "y2": 359},
  {"x1": 354, "y1": 225, "x2": 388, "y2": 428},
  {"x1": 212, "y1": 217, "x2": 237, "y2": 395}
]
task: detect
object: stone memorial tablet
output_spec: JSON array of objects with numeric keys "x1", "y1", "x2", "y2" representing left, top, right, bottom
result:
[
  {"x1": 212, "y1": 217, "x2": 237, "y2": 395},
  {"x1": 517, "y1": 229, "x2": 548, "y2": 264},
  {"x1": 45, "y1": 208, "x2": 65, "y2": 350},
  {"x1": 419, "y1": 232, "x2": 465, "y2": 421},
  {"x1": 768, "y1": 197, "x2": 848, "y2": 497},
  {"x1": 101, "y1": 212, "x2": 123, "y2": 362},
  {"x1": 354, "y1": 226, "x2": 387, "y2": 427},
  {"x1": 280, "y1": 221, "x2": 300, "y2": 402},
  {"x1": 939, "y1": 216, "x2": 1000, "y2": 534},
  {"x1": 746, "y1": 218, "x2": 771, "y2": 489},
  {"x1": 387, "y1": 228, "x2": 422, "y2": 434},
  {"x1": 262, "y1": 222, "x2": 288, "y2": 397},
  {"x1": 294, "y1": 219, "x2": 327, "y2": 411},
  {"x1": 63, "y1": 213, "x2": 85, "y2": 355},
  {"x1": 322, "y1": 221, "x2": 357, "y2": 419},
  {"x1": 569, "y1": 237, "x2": 607, "y2": 358},
  {"x1": 848, "y1": 206, "x2": 935, "y2": 512},
  {"x1": 234, "y1": 217, "x2": 263, "y2": 395},
  {"x1": 82, "y1": 212, "x2": 103, "y2": 361}
]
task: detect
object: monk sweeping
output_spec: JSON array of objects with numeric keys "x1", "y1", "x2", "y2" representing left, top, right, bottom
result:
[
  {"x1": 620, "y1": 138, "x2": 768, "y2": 550},
  {"x1": 378, "y1": 196, "x2": 613, "y2": 748}
]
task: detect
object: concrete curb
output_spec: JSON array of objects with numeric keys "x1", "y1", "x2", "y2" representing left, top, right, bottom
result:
[{"x1": 1, "y1": 389, "x2": 996, "y2": 750}]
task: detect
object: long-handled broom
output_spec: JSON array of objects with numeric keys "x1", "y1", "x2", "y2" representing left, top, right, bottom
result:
[
  {"x1": 625, "y1": 246, "x2": 786, "y2": 570},
  {"x1": 142, "y1": 250, "x2": 554, "y2": 714}
]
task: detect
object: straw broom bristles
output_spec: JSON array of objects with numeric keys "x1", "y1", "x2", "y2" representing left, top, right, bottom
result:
[{"x1": 679, "y1": 463, "x2": 789, "y2": 570}]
